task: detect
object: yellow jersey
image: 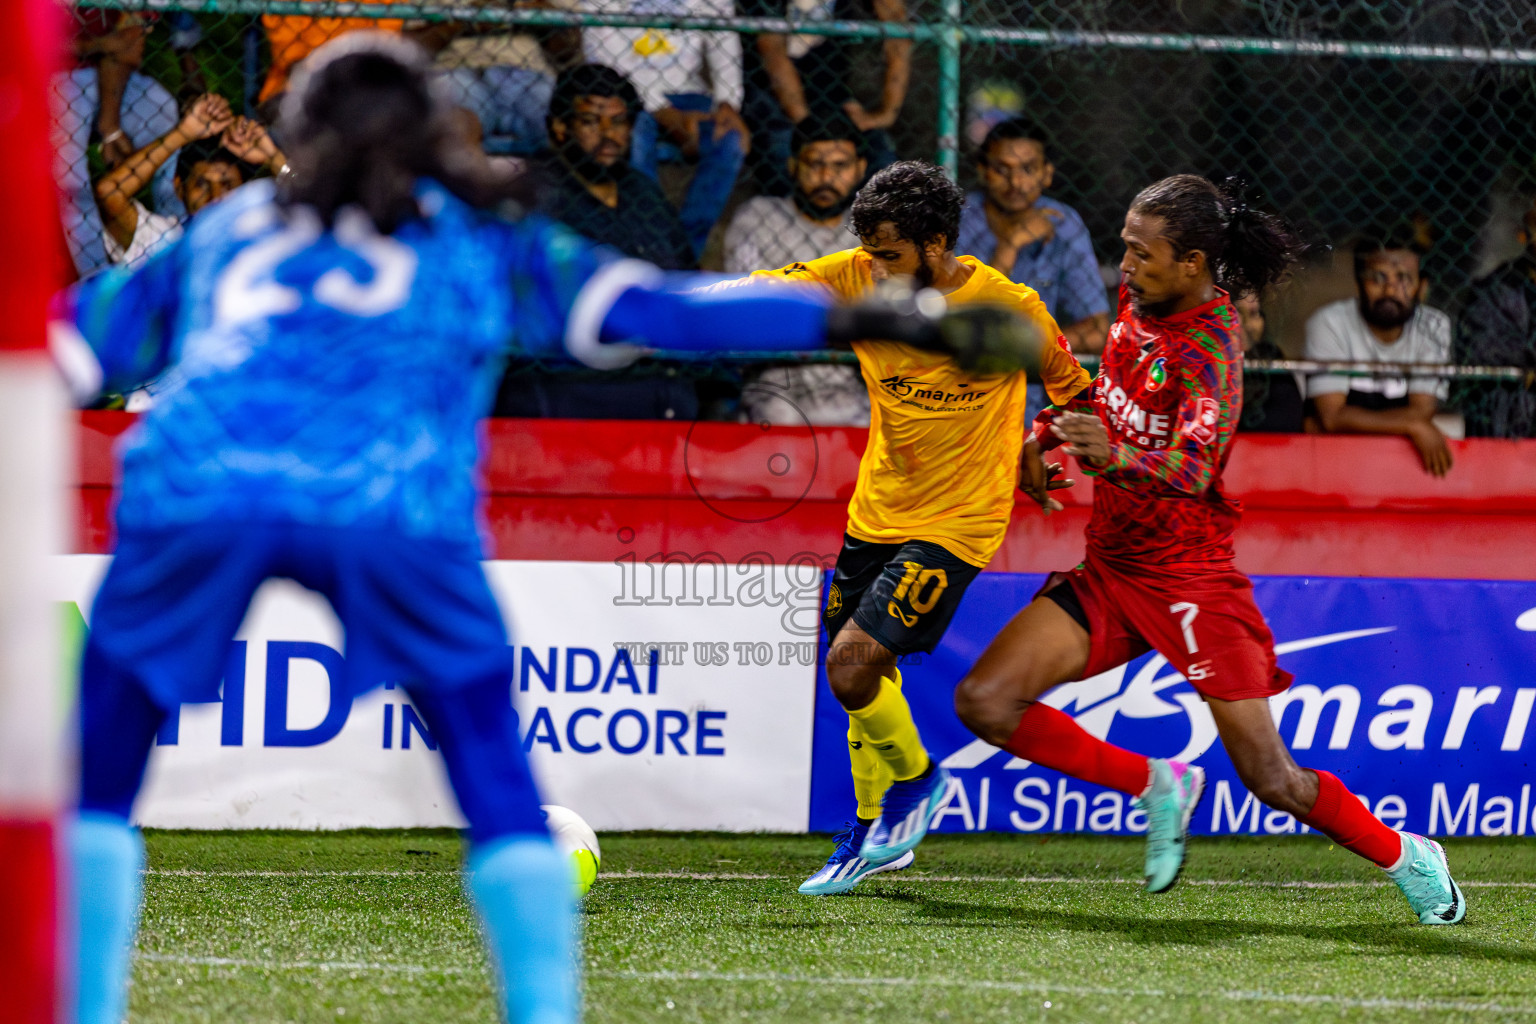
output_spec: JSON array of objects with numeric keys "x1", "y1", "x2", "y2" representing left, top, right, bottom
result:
[{"x1": 752, "y1": 248, "x2": 1093, "y2": 566}]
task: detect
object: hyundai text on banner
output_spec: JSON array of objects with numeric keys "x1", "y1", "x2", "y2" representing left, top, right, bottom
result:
[{"x1": 52, "y1": 555, "x2": 822, "y2": 831}]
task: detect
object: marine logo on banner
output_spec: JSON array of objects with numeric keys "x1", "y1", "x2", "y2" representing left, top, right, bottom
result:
[
  {"x1": 811, "y1": 574, "x2": 1536, "y2": 838},
  {"x1": 940, "y1": 626, "x2": 1395, "y2": 771}
]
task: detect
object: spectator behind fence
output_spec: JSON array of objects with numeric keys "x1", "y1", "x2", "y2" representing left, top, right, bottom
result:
[
  {"x1": 726, "y1": 109, "x2": 870, "y2": 426},
  {"x1": 536, "y1": 65, "x2": 694, "y2": 269},
  {"x1": 1236, "y1": 291, "x2": 1304, "y2": 433},
  {"x1": 724, "y1": 109, "x2": 865, "y2": 271},
  {"x1": 578, "y1": 0, "x2": 749, "y2": 257},
  {"x1": 744, "y1": 0, "x2": 906, "y2": 196},
  {"x1": 94, "y1": 95, "x2": 285, "y2": 269},
  {"x1": 958, "y1": 117, "x2": 1109, "y2": 354},
  {"x1": 427, "y1": 2, "x2": 579, "y2": 156},
  {"x1": 957, "y1": 116, "x2": 1108, "y2": 425},
  {"x1": 55, "y1": 11, "x2": 179, "y2": 276},
  {"x1": 1456, "y1": 180, "x2": 1536, "y2": 438},
  {"x1": 497, "y1": 65, "x2": 697, "y2": 419},
  {"x1": 1306, "y1": 231, "x2": 1454, "y2": 476},
  {"x1": 258, "y1": 0, "x2": 409, "y2": 104}
]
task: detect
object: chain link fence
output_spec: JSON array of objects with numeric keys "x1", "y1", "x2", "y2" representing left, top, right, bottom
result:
[{"x1": 54, "y1": 1, "x2": 1536, "y2": 433}]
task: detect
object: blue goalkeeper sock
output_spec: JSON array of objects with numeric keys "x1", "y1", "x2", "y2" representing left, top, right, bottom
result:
[
  {"x1": 465, "y1": 836, "x2": 578, "y2": 1024},
  {"x1": 69, "y1": 812, "x2": 145, "y2": 1024}
]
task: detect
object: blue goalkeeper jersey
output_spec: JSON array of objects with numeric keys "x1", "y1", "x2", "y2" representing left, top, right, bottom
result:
[{"x1": 65, "y1": 180, "x2": 614, "y2": 545}]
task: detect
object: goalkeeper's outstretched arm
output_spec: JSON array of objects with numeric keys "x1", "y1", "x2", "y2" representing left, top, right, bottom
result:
[
  {"x1": 50, "y1": 213, "x2": 1043, "y2": 404},
  {"x1": 563, "y1": 260, "x2": 1043, "y2": 376}
]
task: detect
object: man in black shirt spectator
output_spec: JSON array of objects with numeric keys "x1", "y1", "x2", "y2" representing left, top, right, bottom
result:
[
  {"x1": 1457, "y1": 184, "x2": 1536, "y2": 438},
  {"x1": 537, "y1": 64, "x2": 694, "y2": 270},
  {"x1": 1236, "y1": 291, "x2": 1305, "y2": 433},
  {"x1": 498, "y1": 64, "x2": 697, "y2": 418}
]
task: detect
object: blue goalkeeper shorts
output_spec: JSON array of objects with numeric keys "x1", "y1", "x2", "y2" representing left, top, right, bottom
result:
[{"x1": 79, "y1": 522, "x2": 544, "y2": 843}]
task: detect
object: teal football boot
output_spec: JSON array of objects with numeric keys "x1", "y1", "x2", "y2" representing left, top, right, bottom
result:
[
  {"x1": 798, "y1": 821, "x2": 915, "y2": 895},
  {"x1": 1386, "y1": 832, "x2": 1467, "y2": 925},
  {"x1": 1136, "y1": 758, "x2": 1205, "y2": 893},
  {"x1": 860, "y1": 763, "x2": 951, "y2": 866}
]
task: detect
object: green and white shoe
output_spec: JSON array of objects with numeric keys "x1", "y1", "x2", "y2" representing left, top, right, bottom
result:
[
  {"x1": 1135, "y1": 758, "x2": 1205, "y2": 893},
  {"x1": 1386, "y1": 832, "x2": 1466, "y2": 925}
]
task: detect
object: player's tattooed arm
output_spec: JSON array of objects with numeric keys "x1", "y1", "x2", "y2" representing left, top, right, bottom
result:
[
  {"x1": 1050, "y1": 411, "x2": 1111, "y2": 465},
  {"x1": 1029, "y1": 385, "x2": 1097, "y2": 451},
  {"x1": 1083, "y1": 353, "x2": 1226, "y2": 495}
]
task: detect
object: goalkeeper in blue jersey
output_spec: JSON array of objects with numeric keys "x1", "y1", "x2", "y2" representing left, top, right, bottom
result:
[{"x1": 52, "y1": 33, "x2": 1037, "y2": 1024}]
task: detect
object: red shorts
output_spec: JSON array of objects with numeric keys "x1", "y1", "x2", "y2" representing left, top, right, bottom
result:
[{"x1": 1040, "y1": 557, "x2": 1293, "y2": 702}]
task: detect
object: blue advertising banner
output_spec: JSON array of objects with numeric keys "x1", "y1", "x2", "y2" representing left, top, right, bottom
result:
[{"x1": 809, "y1": 575, "x2": 1536, "y2": 837}]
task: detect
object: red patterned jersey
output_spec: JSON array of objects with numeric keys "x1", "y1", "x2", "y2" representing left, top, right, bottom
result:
[{"x1": 1040, "y1": 286, "x2": 1245, "y2": 581}]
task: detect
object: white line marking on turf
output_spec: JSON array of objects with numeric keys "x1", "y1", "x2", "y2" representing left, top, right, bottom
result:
[
  {"x1": 594, "y1": 870, "x2": 1536, "y2": 889},
  {"x1": 147, "y1": 870, "x2": 438, "y2": 877},
  {"x1": 143, "y1": 868, "x2": 1536, "y2": 889},
  {"x1": 136, "y1": 953, "x2": 472, "y2": 975},
  {"x1": 133, "y1": 957, "x2": 1536, "y2": 1015},
  {"x1": 593, "y1": 969, "x2": 1536, "y2": 1015}
]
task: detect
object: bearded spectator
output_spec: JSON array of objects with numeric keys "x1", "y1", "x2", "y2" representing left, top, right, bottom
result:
[
  {"x1": 536, "y1": 64, "x2": 693, "y2": 270},
  {"x1": 723, "y1": 108, "x2": 865, "y2": 273},
  {"x1": 726, "y1": 109, "x2": 870, "y2": 427},
  {"x1": 576, "y1": 0, "x2": 749, "y2": 258},
  {"x1": 497, "y1": 65, "x2": 697, "y2": 420},
  {"x1": 1306, "y1": 230, "x2": 1454, "y2": 476}
]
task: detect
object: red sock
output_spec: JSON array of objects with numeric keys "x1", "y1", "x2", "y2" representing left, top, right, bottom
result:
[
  {"x1": 1298, "y1": 770, "x2": 1402, "y2": 868},
  {"x1": 1005, "y1": 703, "x2": 1151, "y2": 796}
]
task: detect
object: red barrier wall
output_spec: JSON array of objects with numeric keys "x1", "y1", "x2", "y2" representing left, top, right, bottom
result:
[{"x1": 77, "y1": 412, "x2": 1535, "y2": 580}]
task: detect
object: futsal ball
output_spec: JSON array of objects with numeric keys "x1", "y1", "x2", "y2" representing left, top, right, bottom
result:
[{"x1": 542, "y1": 804, "x2": 601, "y2": 897}]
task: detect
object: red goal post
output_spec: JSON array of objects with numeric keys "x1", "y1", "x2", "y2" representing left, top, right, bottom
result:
[{"x1": 0, "y1": 1, "x2": 71, "y2": 1021}]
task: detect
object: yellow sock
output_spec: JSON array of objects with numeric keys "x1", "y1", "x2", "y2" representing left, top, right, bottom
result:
[
  {"x1": 847, "y1": 672, "x2": 929, "y2": 782},
  {"x1": 848, "y1": 716, "x2": 893, "y2": 820}
]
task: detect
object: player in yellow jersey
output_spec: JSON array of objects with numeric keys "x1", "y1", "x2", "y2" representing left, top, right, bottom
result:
[{"x1": 768, "y1": 162, "x2": 1095, "y2": 894}]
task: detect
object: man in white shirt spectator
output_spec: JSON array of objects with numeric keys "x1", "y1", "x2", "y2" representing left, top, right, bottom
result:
[
  {"x1": 578, "y1": 0, "x2": 748, "y2": 257},
  {"x1": 94, "y1": 94, "x2": 285, "y2": 269},
  {"x1": 724, "y1": 107, "x2": 865, "y2": 272},
  {"x1": 724, "y1": 109, "x2": 869, "y2": 426},
  {"x1": 1306, "y1": 231, "x2": 1454, "y2": 476}
]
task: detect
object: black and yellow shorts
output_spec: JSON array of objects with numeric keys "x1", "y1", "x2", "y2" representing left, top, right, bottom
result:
[{"x1": 823, "y1": 534, "x2": 983, "y2": 656}]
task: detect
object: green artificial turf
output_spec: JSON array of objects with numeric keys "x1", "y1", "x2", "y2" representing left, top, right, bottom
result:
[{"x1": 132, "y1": 831, "x2": 1536, "y2": 1023}]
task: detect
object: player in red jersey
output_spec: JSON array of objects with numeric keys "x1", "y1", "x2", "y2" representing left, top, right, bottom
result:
[{"x1": 951, "y1": 175, "x2": 1466, "y2": 924}]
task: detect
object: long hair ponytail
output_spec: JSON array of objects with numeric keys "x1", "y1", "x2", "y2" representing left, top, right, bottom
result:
[
  {"x1": 278, "y1": 33, "x2": 533, "y2": 233},
  {"x1": 1130, "y1": 174, "x2": 1308, "y2": 296}
]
